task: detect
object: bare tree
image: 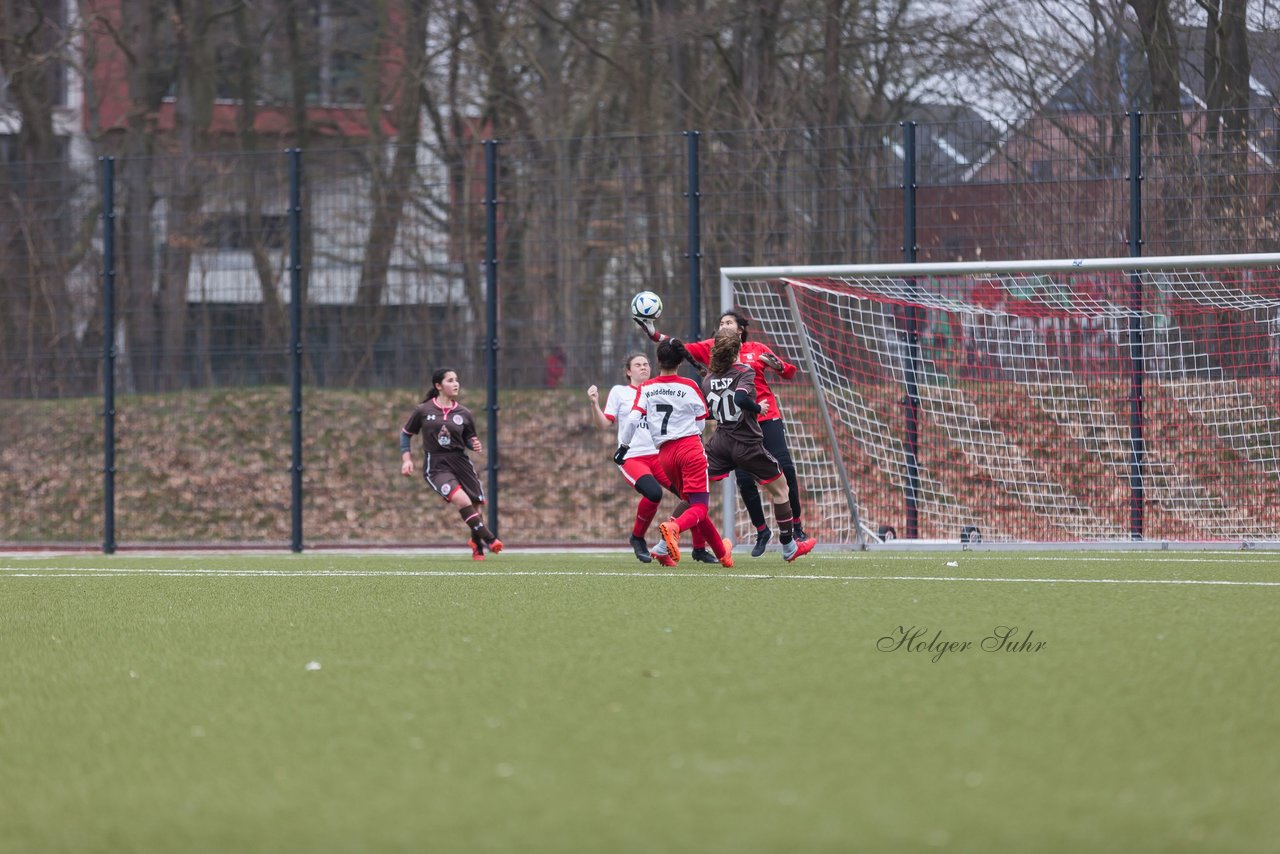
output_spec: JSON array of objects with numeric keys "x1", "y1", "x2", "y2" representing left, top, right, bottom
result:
[
  {"x1": 1196, "y1": 0, "x2": 1253, "y2": 358},
  {"x1": 1129, "y1": 0, "x2": 1186, "y2": 114},
  {"x1": 348, "y1": 0, "x2": 431, "y2": 383},
  {"x1": 651, "y1": 0, "x2": 704, "y2": 129},
  {"x1": 1201, "y1": 0, "x2": 1252, "y2": 135},
  {"x1": 227, "y1": 0, "x2": 291, "y2": 378},
  {"x1": 1118, "y1": 0, "x2": 1194, "y2": 253},
  {"x1": 97, "y1": 0, "x2": 173, "y2": 392},
  {"x1": 416, "y1": 5, "x2": 487, "y2": 374},
  {"x1": 152, "y1": 1, "x2": 235, "y2": 391},
  {"x1": 9, "y1": 0, "x2": 1277, "y2": 397},
  {"x1": 0, "y1": 0, "x2": 80, "y2": 394}
]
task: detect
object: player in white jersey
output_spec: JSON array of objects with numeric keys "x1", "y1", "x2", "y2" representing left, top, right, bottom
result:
[
  {"x1": 587, "y1": 353, "x2": 671, "y2": 562},
  {"x1": 616, "y1": 339, "x2": 733, "y2": 568}
]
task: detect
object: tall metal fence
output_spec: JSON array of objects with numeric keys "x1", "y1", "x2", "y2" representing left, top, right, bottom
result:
[{"x1": 2, "y1": 108, "x2": 1278, "y2": 549}]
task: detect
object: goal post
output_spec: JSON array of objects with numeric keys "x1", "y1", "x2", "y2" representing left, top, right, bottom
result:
[{"x1": 719, "y1": 253, "x2": 1280, "y2": 548}]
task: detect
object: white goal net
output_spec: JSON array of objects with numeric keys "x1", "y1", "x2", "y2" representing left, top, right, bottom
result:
[{"x1": 720, "y1": 254, "x2": 1280, "y2": 547}]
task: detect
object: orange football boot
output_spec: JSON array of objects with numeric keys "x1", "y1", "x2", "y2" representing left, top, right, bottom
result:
[
  {"x1": 719, "y1": 537, "x2": 734, "y2": 568},
  {"x1": 658, "y1": 521, "x2": 681, "y2": 564}
]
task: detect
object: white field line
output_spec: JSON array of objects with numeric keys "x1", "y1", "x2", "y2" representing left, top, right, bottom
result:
[
  {"x1": 1, "y1": 566, "x2": 1278, "y2": 587},
  {"x1": 859, "y1": 553, "x2": 1280, "y2": 564}
]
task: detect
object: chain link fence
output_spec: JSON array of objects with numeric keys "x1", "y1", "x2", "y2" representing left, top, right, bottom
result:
[{"x1": 2, "y1": 108, "x2": 1278, "y2": 548}]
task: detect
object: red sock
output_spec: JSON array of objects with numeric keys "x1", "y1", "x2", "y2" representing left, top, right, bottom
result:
[
  {"x1": 674, "y1": 502, "x2": 708, "y2": 532},
  {"x1": 691, "y1": 526, "x2": 707, "y2": 549},
  {"x1": 696, "y1": 516, "x2": 725, "y2": 558},
  {"x1": 633, "y1": 498, "x2": 660, "y2": 538}
]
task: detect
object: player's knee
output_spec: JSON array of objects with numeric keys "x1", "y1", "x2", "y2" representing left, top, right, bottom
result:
[{"x1": 634, "y1": 474, "x2": 663, "y2": 504}]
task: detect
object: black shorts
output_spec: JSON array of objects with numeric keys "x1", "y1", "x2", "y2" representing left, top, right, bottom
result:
[
  {"x1": 424, "y1": 453, "x2": 485, "y2": 503},
  {"x1": 706, "y1": 434, "x2": 783, "y2": 486}
]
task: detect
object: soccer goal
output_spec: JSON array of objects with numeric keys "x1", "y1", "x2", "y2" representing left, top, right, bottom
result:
[{"x1": 720, "y1": 254, "x2": 1280, "y2": 548}]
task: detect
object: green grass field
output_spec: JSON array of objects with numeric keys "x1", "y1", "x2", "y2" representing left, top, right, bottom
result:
[{"x1": 2, "y1": 550, "x2": 1278, "y2": 853}]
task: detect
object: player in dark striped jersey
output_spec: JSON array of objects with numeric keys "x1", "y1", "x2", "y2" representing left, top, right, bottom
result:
[
  {"x1": 702, "y1": 330, "x2": 816, "y2": 563},
  {"x1": 400, "y1": 368, "x2": 503, "y2": 560}
]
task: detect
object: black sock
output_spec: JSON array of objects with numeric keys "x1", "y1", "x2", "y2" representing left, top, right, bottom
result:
[
  {"x1": 775, "y1": 504, "x2": 794, "y2": 545},
  {"x1": 460, "y1": 507, "x2": 497, "y2": 543},
  {"x1": 737, "y1": 473, "x2": 767, "y2": 529}
]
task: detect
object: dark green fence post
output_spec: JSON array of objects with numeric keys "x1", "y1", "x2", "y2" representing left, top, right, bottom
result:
[
  {"x1": 484, "y1": 139, "x2": 501, "y2": 536},
  {"x1": 1127, "y1": 112, "x2": 1146, "y2": 539},
  {"x1": 101, "y1": 157, "x2": 117, "y2": 555},
  {"x1": 289, "y1": 148, "x2": 304, "y2": 552},
  {"x1": 900, "y1": 122, "x2": 921, "y2": 540},
  {"x1": 685, "y1": 130, "x2": 702, "y2": 339}
]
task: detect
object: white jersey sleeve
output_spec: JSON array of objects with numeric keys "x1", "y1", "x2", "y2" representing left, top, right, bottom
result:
[
  {"x1": 633, "y1": 376, "x2": 707, "y2": 447},
  {"x1": 604, "y1": 384, "x2": 657, "y2": 457}
]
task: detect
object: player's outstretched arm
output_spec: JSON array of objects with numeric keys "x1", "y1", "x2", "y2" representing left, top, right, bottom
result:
[
  {"x1": 633, "y1": 316, "x2": 670, "y2": 343},
  {"x1": 586, "y1": 385, "x2": 613, "y2": 430}
]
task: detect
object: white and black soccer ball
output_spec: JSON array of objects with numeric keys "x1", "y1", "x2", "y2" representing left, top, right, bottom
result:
[{"x1": 630, "y1": 290, "x2": 663, "y2": 320}]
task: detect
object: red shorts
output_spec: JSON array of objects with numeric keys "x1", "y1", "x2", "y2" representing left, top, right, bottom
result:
[
  {"x1": 658, "y1": 435, "x2": 709, "y2": 498},
  {"x1": 619, "y1": 453, "x2": 672, "y2": 491}
]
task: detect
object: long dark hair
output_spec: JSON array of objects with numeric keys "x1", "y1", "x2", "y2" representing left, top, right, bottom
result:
[
  {"x1": 656, "y1": 339, "x2": 687, "y2": 370},
  {"x1": 423, "y1": 367, "x2": 456, "y2": 401},
  {"x1": 709, "y1": 330, "x2": 741, "y2": 374}
]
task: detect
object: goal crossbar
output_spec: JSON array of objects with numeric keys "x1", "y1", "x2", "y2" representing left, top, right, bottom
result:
[{"x1": 721, "y1": 252, "x2": 1280, "y2": 281}]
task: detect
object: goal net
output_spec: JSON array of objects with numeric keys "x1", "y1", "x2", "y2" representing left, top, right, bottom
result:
[{"x1": 720, "y1": 254, "x2": 1280, "y2": 547}]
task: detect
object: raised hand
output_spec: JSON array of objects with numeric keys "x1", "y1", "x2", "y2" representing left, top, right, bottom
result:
[{"x1": 633, "y1": 316, "x2": 659, "y2": 341}]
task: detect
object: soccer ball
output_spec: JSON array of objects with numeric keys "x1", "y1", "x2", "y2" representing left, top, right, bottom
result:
[{"x1": 630, "y1": 291, "x2": 663, "y2": 320}]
